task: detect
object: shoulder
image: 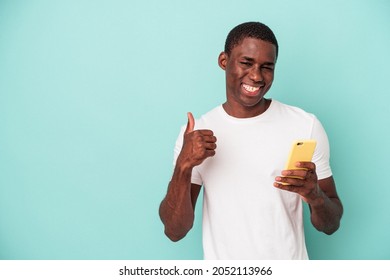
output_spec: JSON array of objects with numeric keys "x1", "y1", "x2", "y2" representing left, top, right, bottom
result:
[
  {"x1": 271, "y1": 99, "x2": 317, "y2": 120},
  {"x1": 193, "y1": 105, "x2": 224, "y2": 129},
  {"x1": 270, "y1": 100, "x2": 325, "y2": 132},
  {"x1": 199, "y1": 105, "x2": 222, "y2": 120},
  {"x1": 175, "y1": 105, "x2": 221, "y2": 138}
]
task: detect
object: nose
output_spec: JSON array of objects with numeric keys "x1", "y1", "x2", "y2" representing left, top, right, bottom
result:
[{"x1": 249, "y1": 67, "x2": 263, "y2": 83}]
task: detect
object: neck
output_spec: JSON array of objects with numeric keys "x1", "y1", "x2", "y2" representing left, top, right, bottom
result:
[{"x1": 222, "y1": 98, "x2": 271, "y2": 118}]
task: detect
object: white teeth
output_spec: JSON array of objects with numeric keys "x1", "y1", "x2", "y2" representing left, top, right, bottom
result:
[{"x1": 243, "y1": 84, "x2": 259, "y2": 92}]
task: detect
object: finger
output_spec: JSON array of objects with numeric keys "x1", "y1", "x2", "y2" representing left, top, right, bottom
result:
[
  {"x1": 204, "y1": 142, "x2": 217, "y2": 150},
  {"x1": 202, "y1": 135, "x2": 217, "y2": 143},
  {"x1": 185, "y1": 112, "x2": 195, "y2": 134},
  {"x1": 281, "y1": 169, "x2": 307, "y2": 178},
  {"x1": 296, "y1": 161, "x2": 316, "y2": 172},
  {"x1": 275, "y1": 176, "x2": 305, "y2": 187},
  {"x1": 274, "y1": 181, "x2": 295, "y2": 190},
  {"x1": 197, "y1": 129, "x2": 214, "y2": 136},
  {"x1": 204, "y1": 149, "x2": 216, "y2": 158}
]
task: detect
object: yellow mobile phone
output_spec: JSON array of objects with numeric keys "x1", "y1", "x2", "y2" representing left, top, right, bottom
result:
[{"x1": 284, "y1": 140, "x2": 317, "y2": 175}]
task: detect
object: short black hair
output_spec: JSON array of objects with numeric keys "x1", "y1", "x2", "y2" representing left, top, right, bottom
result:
[{"x1": 224, "y1": 22, "x2": 278, "y2": 58}]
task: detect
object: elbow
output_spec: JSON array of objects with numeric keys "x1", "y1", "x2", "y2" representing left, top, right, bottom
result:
[
  {"x1": 325, "y1": 209, "x2": 343, "y2": 235},
  {"x1": 324, "y1": 218, "x2": 342, "y2": 235},
  {"x1": 323, "y1": 224, "x2": 340, "y2": 235},
  {"x1": 164, "y1": 229, "x2": 187, "y2": 242},
  {"x1": 313, "y1": 204, "x2": 343, "y2": 235},
  {"x1": 312, "y1": 214, "x2": 342, "y2": 235},
  {"x1": 163, "y1": 221, "x2": 194, "y2": 242},
  {"x1": 159, "y1": 202, "x2": 195, "y2": 242},
  {"x1": 319, "y1": 215, "x2": 342, "y2": 235}
]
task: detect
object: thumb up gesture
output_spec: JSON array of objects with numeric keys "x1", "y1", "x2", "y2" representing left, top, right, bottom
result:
[{"x1": 177, "y1": 112, "x2": 217, "y2": 169}]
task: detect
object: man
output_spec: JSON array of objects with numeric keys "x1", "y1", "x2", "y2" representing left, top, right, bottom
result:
[{"x1": 159, "y1": 22, "x2": 343, "y2": 259}]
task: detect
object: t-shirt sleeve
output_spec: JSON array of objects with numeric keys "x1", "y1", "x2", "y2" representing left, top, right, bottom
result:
[
  {"x1": 173, "y1": 126, "x2": 203, "y2": 186},
  {"x1": 311, "y1": 117, "x2": 333, "y2": 180}
]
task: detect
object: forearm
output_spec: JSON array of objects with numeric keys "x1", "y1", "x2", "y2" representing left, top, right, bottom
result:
[
  {"x1": 308, "y1": 189, "x2": 343, "y2": 235},
  {"x1": 160, "y1": 120, "x2": 216, "y2": 241},
  {"x1": 159, "y1": 163, "x2": 195, "y2": 241}
]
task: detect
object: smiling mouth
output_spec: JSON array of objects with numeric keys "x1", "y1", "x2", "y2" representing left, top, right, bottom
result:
[{"x1": 242, "y1": 83, "x2": 261, "y2": 95}]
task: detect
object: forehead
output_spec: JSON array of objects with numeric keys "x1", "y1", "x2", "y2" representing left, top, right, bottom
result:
[{"x1": 231, "y1": 37, "x2": 277, "y2": 62}]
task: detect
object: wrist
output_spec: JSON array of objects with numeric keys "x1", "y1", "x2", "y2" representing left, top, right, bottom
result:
[
  {"x1": 174, "y1": 156, "x2": 194, "y2": 177},
  {"x1": 307, "y1": 184, "x2": 325, "y2": 207},
  {"x1": 176, "y1": 154, "x2": 195, "y2": 172}
]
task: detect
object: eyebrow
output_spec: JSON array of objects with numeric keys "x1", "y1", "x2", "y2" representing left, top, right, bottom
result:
[
  {"x1": 242, "y1": 56, "x2": 275, "y2": 65},
  {"x1": 242, "y1": 56, "x2": 255, "y2": 62}
]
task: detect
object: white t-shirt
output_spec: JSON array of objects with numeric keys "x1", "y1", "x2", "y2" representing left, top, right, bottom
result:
[{"x1": 173, "y1": 100, "x2": 332, "y2": 259}]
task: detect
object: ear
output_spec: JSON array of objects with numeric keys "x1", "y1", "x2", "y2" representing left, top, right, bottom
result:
[{"x1": 218, "y1": 52, "x2": 228, "y2": 70}]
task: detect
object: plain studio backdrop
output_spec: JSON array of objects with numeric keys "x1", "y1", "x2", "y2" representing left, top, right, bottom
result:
[{"x1": 0, "y1": 0, "x2": 389, "y2": 259}]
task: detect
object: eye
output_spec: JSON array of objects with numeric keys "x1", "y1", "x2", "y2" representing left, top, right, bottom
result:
[
  {"x1": 261, "y1": 65, "x2": 274, "y2": 71},
  {"x1": 240, "y1": 61, "x2": 252, "y2": 67},
  {"x1": 262, "y1": 64, "x2": 275, "y2": 70}
]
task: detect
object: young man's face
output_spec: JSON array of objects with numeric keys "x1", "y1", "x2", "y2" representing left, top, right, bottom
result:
[{"x1": 219, "y1": 37, "x2": 277, "y2": 117}]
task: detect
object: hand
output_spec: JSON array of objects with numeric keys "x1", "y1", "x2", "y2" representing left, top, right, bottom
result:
[
  {"x1": 176, "y1": 112, "x2": 217, "y2": 169},
  {"x1": 273, "y1": 161, "x2": 321, "y2": 203}
]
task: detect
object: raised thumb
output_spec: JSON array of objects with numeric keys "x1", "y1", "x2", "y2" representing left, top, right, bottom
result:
[{"x1": 185, "y1": 112, "x2": 195, "y2": 134}]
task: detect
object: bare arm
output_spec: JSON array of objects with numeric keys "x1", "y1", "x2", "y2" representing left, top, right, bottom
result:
[
  {"x1": 307, "y1": 176, "x2": 343, "y2": 234},
  {"x1": 274, "y1": 162, "x2": 343, "y2": 234},
  {"x1": 159, "y1": 166, "x2": 201, "y2": 241},
  {"x1": 159, "y1": 113, "x2": 217, "y2": 241}
]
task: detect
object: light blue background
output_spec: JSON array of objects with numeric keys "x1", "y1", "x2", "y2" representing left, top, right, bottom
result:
[{"x1": 0, "y1": 0, "x2": 389, "y2": 259}]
